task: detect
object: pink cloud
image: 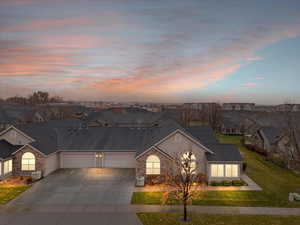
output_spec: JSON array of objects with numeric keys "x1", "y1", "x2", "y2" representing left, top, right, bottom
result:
[{"x1": 2, "y1": 18, "x2": 96, "y2": 32}]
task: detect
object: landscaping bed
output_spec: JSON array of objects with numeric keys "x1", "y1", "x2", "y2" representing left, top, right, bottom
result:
[
  {"x1": 210, "y1": 179, "x2": 247, "y2": 186},
  {"x1": 138, "y1": 213, "x2": 300, "y2": 225},
  {"x1": 0, "y1": 176, "x2": 31, "y2": 204}
]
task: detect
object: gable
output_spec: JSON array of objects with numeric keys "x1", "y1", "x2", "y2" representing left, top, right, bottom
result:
[
  {"x1": 0, "y1": 127, "x2": 33, "y2": 146},
  {"x1": 157, "y1": 131, "x2": 208, "y2": 157}
]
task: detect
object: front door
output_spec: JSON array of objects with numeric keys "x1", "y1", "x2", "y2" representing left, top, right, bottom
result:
[{"x1": 95, "y1": 152, "x2": 103, "y2": 168}]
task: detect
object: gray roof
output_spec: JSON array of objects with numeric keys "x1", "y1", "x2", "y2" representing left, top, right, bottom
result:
[
  {"x1": 45, "y1": 118, "x2": 83, "y2": 128},
  {"x1": 0, "y1": 140, "x2": 21, "y2": 159},
  {"x1": 87, "y1": 108, "x2": 164, "y2": 125},
  {"x1": 16, "y1": 123, "x2": 58, "y2": 155},
  {"x1": 206, "y1": 144, "x2": 242, "y2": 161},
  {"x1": 1, "y1": 119, "x2": 242, "y2": 162},
  {"x1": 260, "y1": 127, "x2": 282, "y2": 144},
  {"x1": 186, "y1": 126, "x2": 219, "y2": 144}
]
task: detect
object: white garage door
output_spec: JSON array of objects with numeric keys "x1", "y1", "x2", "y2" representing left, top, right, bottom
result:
[
  {"x1": 61, "y1": 152, "x2": 95, "y2": 168},
  {"x1": 104, "y1": 152, "x2": 136, "y2": 168}
]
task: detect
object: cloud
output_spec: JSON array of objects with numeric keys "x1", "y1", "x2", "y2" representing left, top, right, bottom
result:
[
  {"x1": 1, "y1": 17, "x2": 96, "y2": 33},
  {"x1": 84, "y1": 23, "x2": 300, "y2": 101},
  {"x1": 1, "y1": 1, "x2": 300, "y2": 102}
]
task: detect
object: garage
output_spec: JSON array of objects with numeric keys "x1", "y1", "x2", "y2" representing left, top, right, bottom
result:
[
  {"x1": 104, "y1": 152, "x2": 136, "y2": 168},
  {"x1": 61, "y1": 152, "x2": 95, "y2": 168},
  {"x1": 61, "y1": 151, "x2": 136, "y2": 168}
]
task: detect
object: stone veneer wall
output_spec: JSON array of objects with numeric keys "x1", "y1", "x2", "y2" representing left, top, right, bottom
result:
[
  {"x1": 13, "y1": 146, "x2": 45, "y2": 176},
  {"x1": 136, "y1": 147, "x2": 172, "y2": 178}
]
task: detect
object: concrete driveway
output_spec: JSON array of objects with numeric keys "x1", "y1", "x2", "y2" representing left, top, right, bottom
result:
[{"x1": 11, "y1": 168, "x2": 135, "y2": 206}]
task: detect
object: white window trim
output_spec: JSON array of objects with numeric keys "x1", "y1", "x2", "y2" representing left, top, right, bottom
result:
[
  {"x1": 21, "y1": 152, "x2": 36, "y2": 171},
  {"x1": 146, "y1": 155, "x2": 160, "y2": 175},
  {"x1": 211, "y1": 164, "x2": 224, "y2": 177},
  {"x1": 3, "y1": 159, "x2": 12, "y2": 175},
  {"x1": 225, "y1": 164, "x2": 239, "y2": 178}
]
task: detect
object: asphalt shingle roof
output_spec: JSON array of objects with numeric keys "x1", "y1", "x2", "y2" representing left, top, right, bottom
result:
[
  {"x1": 205, "y1": 144, "x2": 242, "y2": 161},
  {"x1": 260, "y1": 126, "x2": 282, "y2": 144},
  {"x1": 16, "y1": 123, "x2": 58, "y2": 155},
  {"x1": 1, "y1": 118, "x2": 242, "y2": 162},
  {"x1": 0, "y1": 140, "x2": 21, "y2": 159}
]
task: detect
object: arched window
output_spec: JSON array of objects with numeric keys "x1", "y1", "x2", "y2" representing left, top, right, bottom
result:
[
  {"x1": 22, "y1": 152, "x2": 36, "y2": 171},
  {"x1": 182, "y1": 152, "x2": 196, "y2": 173},
  {"x1": 146, "y1": 155, "x2": 160, "y2": 175}
]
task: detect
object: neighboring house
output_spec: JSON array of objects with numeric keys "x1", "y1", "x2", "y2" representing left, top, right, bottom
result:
[
  {"x1": 86, "y1": 108, "x2": 166, "y2": 127},
  {"x1": 0, "y1": 120, "x2": 243, "y2": 183},
  {"x1": 223, "y1": 103, "x2": 255, "y2": 111},
  {"x1": 245, "y1": 126, "x2": 282, "y2": 153},
  {"x1": 221, "y1": 119, "x2": 243, "y2": 135}
]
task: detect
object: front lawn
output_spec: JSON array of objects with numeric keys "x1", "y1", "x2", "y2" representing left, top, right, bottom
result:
[
  {"x1": 0, "y1": 185, "x2": 29, "y2": 204},
  {"x1": 132, "y1": 190, "x2": 273, "y2": 206},
  {"x1": 138, "y1": 213, "x2": 300, "y2": 225},
  {"x1": 132, "y1": 135, "x2": 300, "y2": 207}
]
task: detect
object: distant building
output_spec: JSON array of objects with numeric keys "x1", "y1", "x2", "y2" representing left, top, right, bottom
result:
[
  {"x1": 222, "y1": 103, "x2": 255, "y2": 111},
  {"x1": 275, "y1": 104, "x2": 300, "y2": 112},
  {"x1": 182, "y1": 103, "x2": 219, "y2": 110},
  {"x1": 253, "y1": 105, "x2": 275, "y2": 112}
]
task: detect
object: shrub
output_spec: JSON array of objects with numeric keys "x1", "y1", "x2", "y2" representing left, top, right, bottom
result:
[
  {"x1": 232, "y1": 180, "x2": 245, "y2": 186},
  {"x1": 145, "y1": 175, "x2": 164, "y2": 185},
  {"x1": 210, "y1": 181, "x2": 221, "y2": 186},
  {"x1": 26, "y1": 177, "x2": 33, "y2": 184},
  {"x1": 222, "y1": 180, "x2": 232, "y2": 186}
]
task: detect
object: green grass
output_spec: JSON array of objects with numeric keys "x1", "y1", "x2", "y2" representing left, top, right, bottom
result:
[
  {"x1": 132, "y1": 191, "x2": 274, "y2": 206},
  {"x1": 0, "y1": 185, "x2": 29, "y2": 204},
  {"x1": 218, "y1": 135, "x2": 300, "y2": 207},
  {"x1": 138, "y1": 213, "x2": 300, "y2": 225},
  {"x1": 132, "y1": 135, "x2": 300, "y2": 207}
]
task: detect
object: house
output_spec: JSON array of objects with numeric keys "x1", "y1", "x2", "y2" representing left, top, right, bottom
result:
[
  {"x1": 86, "y1": 108, "x2": 166, "y2": 127},
  {"x1": 221, "y1": 118, "x2": 243, "y2": 135},
  {"x1": 0, "y1": 119, "x2": 243, "y2": 184},
  {"x1": 245, "y1": 126, "x2": 300, "y2": 170},
  {"x1": 245, "y1": 126, "x2": 282, "y2": 153}
]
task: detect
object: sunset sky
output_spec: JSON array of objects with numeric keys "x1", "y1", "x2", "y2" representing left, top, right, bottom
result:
[{"x1": 0, "y1": 0, "x2": 300, "y2": 103}]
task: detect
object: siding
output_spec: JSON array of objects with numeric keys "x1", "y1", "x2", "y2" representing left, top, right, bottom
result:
[
  {"x1": 0, "y1": 128, "x2": 31, "y2": 145},
  {"x1": 44, "y1": 153, "x2": 59, "y2": 176},
  {"x1": 157, "y1": 131, "x2": 207, "y2": 174}
]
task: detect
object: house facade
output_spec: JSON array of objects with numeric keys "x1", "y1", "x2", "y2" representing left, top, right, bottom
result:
[{"x1": 0, "y1": 120, "x2": 243, "y2": 184}]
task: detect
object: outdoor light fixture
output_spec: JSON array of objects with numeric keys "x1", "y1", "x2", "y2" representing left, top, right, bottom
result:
[{"x1": 96, "y1": 153, "x2": 103, "y2": 158}]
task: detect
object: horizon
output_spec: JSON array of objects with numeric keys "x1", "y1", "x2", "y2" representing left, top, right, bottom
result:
[{"x1": 1, "y1": 0, "x2": 300, "y2": 104}]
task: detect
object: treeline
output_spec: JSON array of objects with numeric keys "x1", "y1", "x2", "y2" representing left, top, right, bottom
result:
[{"x1": 0, "y1": 91, "x2": 63, "y2": 105}]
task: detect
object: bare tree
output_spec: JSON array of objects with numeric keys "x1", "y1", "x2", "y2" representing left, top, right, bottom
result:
[{"x1": 162, "y1": 150, "x2": 206, "y2": 222}]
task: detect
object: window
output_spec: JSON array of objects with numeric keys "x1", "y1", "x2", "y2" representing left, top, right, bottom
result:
[
  {"x1": 182, "y1": 152, "x2": 196, "y2": 173},
  {"x1": 225, "y1": 164, "x2": 238, "y2": 177},
  {"x1": 146, "y1": 155, "x2": 160, "y2": 175},
  {"x1": 4, "y1": 160, "x2": 12, "y2": 174},
  {"x1": 22, "y1": 152, "x2": 36, "y2": 171},
  {"x1": 211, "y1": 164, "x2": 224, "y2": 177}
]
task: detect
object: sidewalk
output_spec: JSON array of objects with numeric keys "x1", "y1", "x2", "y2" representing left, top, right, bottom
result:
[
  {"x1": 135, "y1": 175, "x2": 262, "y2": 192},
  {"x1": 2, "y1": 204, "x2": 300, "y2": 216}
]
